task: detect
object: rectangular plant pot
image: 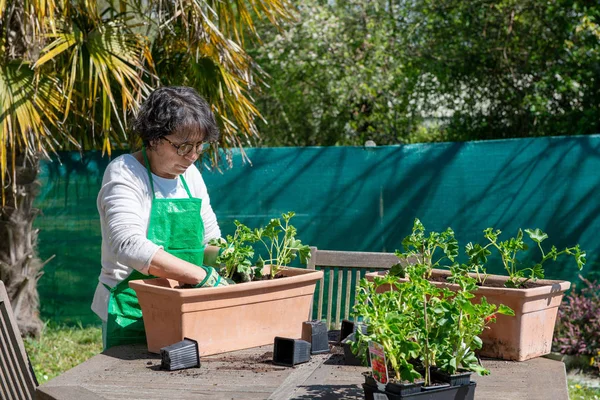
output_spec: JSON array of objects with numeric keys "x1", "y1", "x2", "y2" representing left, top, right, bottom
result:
[
  {"x1": 273, "y1": 337, "x2": 311, "y2": 366},
  {"x1": 129, "y1": 266, "x2": 323, "y2": 355},
  {"x1": 160, "y1": 338, "x2": 200, "y2": 371},
  {"x1": 362, "y1": 382, "x2": 476, "y2": 400},
  {"x1": 301, "y1": 320, "x2": 330, "y2": 354},
  {"x1": 366, "y1": 269, "x2": 570, "y2": 361}
]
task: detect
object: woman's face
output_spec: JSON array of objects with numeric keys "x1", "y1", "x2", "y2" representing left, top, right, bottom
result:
[{"x1": 148, "y1": 130, "x2": 206, "y2": 179}]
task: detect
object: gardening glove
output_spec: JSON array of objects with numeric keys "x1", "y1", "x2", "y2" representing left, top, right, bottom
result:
[{"x1": 193, "y1": 266, "x2": 229, "y2": 288}]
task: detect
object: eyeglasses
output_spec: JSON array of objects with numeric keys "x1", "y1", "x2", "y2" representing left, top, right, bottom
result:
[{"x1": 162, "y1": 136, "x2": 212, "y2": 156}]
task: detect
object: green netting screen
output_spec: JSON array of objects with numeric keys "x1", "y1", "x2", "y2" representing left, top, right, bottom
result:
[{"x1": 34, "y1": 135, "x2": 600, "y2": 325}]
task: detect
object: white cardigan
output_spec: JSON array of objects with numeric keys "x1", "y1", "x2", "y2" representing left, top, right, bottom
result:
[{"x1": 91, "y1": 154, "x2": 221, "y2": 321}]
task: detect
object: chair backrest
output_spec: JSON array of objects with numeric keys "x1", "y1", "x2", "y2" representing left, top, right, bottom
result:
[
  {"x1": 307, "y1": 248, "x2": 399, "y2": 329},
  {"x1": 0, "y1": 280, "x2": 38, "y2": 400}
]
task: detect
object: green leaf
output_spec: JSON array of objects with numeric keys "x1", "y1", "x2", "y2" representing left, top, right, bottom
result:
[
  {"x1": 389, "y1": 263, "x2": 406, "y2": 277},
  {"x1": 525, "y1": 228, "x2": 548, "y2": 244},
  {"x1": 497, "y1": 304, "x2": 515, "y2": 316}
]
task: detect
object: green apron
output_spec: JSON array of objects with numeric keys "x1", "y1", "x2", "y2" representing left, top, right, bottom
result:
[{"x1": 103, "y1": 147, "x2": 204, "y2": 349}]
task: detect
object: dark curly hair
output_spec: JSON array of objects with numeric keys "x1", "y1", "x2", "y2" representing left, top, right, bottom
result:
[{"x1": 133, "y1": 86, "x2": 219, "y2": 148}]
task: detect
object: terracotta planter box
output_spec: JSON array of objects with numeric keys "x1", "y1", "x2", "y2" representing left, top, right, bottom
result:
[
  {"x1": 129, "y1": 266, "x2": 323, "y2": 355},
  {"x1": 365, "y1": 269, "x2": 570, "y2": 361}
]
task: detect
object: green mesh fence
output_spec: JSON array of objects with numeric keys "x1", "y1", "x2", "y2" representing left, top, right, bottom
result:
[{"x1": 34, "y1": 135, "x2": 600, "y2": 325}]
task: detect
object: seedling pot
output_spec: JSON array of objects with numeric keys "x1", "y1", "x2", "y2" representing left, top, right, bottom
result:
[
  {"x1": 160, "y1": 338, "x2": 200, "y2": 371},
  {"x1": 273, "y1": 337, "x2": 311, "y2": 366},
  {"x1": 366, "y1": 269, "x2": 570, "y2": 361},
  {"x1": 363, "y1": 372, "x2": 423, "y2": 396},
  {"x1": 362, "y1": 381, "x2": 476, "y2": 400},
  {"x1": 430, "y1": 369, "x2": 472, "y2": 387},
  {"x1": 339, "y1": 319, "x2": 368, "y2": 343},
  {"x1": 342, "y1": 333, "x2": 370, "y2": 366},
  {"x1": 386, "y1": 380, "x2": 424, "y2": 396},
  {"x1": 301, "y1": 320, "x2": 329, "y2": 354},
  {"x1": 129, "y1": 266, "x2": 323, "y2": 355}
]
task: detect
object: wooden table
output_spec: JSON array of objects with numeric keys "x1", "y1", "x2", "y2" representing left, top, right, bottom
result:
[{"x1": 35, "y1": 342, "x2": 568, "y2": 400}]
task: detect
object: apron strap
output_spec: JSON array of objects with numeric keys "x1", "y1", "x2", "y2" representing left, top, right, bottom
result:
[
  {"x1": 141, "y1": 146, "x2": 193, "y2": 199},
  {"x1": 179, "y1": 175, "x2": 193, "y2": 198}
]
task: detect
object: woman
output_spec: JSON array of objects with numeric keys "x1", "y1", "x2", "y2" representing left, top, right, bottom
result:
[{"x1": 91, "y1": 86, "x2": 227, "y2": 350}]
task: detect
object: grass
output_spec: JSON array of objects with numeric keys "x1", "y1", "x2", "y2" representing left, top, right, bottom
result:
[
  {"x1": 23, "y1": 322, "x2": 102, "y2": 383},
  {"x1": 569, "y1": 371, "x2": 600, "y2": 400},
  {"x1": 21, "y1": 323, "x2": 600, "y2": 399}
]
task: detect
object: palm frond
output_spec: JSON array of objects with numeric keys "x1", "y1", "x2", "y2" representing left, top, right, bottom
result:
[{"x1": 0, "y1": 61, "x2": 69, "y2": 204}]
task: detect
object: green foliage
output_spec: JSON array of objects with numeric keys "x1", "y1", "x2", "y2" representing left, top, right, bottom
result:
[
  {"x1": 352, "y1": 220, "x2": 514, "y2": 384},
  {"x1": 23, "y1": 322, "x2": 102, "y2": 382},
  {"x1": 351, "y1": 263, "x2": 511, "y2": 386},
  {"x1": 252, "y1": 0, "x2": 600, "y2": 146},
  {"x1": 394, "y1": 219, "x2": 586, "y2": 288},
  {"x1": 480, "y1": 227, "x2": 586, "y2": 288},
  {"x1": 254, "y1": 211, "x2": 312, "y2": 279},
  {"x1": 0, "y1": 0, "x2": 296, "y2": 189},
  {"x1": 397, "y1": 219, "x2": 459, "y2": 278},
  {"x1": 209, "y1": 221, "x2": 257, "y2": 282},
  {"x1": 211, "y1": 211, "x2": 311, "y2": 281}
]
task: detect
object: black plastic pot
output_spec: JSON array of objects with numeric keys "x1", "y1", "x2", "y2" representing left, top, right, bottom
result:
[
  {"x1": 430, "y1": 369, "x2": 473, "y2": 387},
  {"x1": 363, "y1": 372, "x2": 423, "y2": 396},
  {"x1": 339, "y1": 319, "x2": 368, "y2": 343},
  {"x1": 362, "y1": 381, "x2": 476, "y2": 400},
  {"x1": 160, "y1": 338, "x2": 200, "y2": 371},
  {"x1": 386, "y1": 380, "x2": 424, "y2": 396},
  {"x1": 341, "y1": 333, "x2": 370, "y2": 366},
  {"x1": 302, "y1": 320, "x2": 330, "y2": 354},
  {"x1": 273, "y1": 337, "x2": 311, "y2": 366}
]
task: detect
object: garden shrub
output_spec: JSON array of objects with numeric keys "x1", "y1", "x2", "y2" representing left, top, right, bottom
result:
[{"x1": 553, "y1": 275, "x2": 600, "y2": 370}]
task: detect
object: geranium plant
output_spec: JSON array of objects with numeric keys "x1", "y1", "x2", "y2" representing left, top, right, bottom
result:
[
  {"x1": 254, "y1": 211, "x2": 311, "y2": 279},
  {"x1": 209, "y1": 220, "x2": 257, "y2": 282},
  {"x1": 351, "y1": 220, "x2": 514, "y2": 387},
  {"x1": 396, "y1": 219, "x2": 586, "y2": 289},
  {"x1": 209, "y1": 211, "x2": 311, "y2": 282},
  {"x1": 468, "y1": 227, "x2": 586, "y2": 288},
  {"x1": 351, "y1": 263, "x2": 512, "y2": 387}
]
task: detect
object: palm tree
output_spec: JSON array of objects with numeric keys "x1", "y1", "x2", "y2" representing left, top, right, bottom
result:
[{"x1": 0, "y1": 0, "x2": 295, "y2": 337}]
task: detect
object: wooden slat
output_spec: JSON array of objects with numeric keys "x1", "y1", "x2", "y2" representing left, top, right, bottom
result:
[
  {"x1": 317, "y1": 273, "x2": 324, "y2": 321},
  {"x1": 326, "y1": 269, "x2": 334, "y2": 329},
  {"x1": 306, "y1": 247, "x2": 317, "y2": 270},
  {"x1": 310, "y1": 250, "x2": 417, "y2": 327},
  {"x1": 335, "y1": 269, "x2": 342, "y2": 329},
  {"x1": 314, "y1": 250, "x2": 399, "y2": 268},
  {"x1": 345, "y1": 269, "x2": 352, "y2": 321},
  {"x1": 0, "y1": 281, "x2": 37, "y2": 400}
]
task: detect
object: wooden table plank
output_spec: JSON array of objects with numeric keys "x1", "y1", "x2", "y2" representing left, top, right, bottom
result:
[{"x1": 36, "y1": 341, "x2": 569, "y2": 400}]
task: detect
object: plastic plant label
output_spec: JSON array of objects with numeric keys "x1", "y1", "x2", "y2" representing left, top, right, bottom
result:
[{"x1": 368, "y1": 341, "x2": 389, "y2": 388}]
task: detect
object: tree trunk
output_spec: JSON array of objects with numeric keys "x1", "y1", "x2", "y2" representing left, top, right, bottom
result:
[{"x1": 0, "y1": 151, "x2": 44, "y2": 338}]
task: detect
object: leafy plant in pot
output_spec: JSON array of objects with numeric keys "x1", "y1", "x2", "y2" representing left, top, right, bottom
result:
[
  {"x1": 369, "y1": 218, "x2": 587, "y2": 361},
  {"x1": 209, "y1": 211, "x2": 311, "y2": 282},
  {"x1": 352, "y1": 254, "x2": 511, "y2": 398},
  {"x1": 253, "y1": 211, "x2": 311, "y2": 279},
  {"x1": 130, "y1": 211, "x2": 320, "y2": 355}
]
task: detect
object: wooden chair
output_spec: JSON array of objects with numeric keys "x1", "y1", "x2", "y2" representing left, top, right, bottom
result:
[
  {"x1": 0, "y1": 280, "x2": 38, "y2": 400},
  {"x1": 307, "y1": 248, "x2": 399, "y2": 329}
]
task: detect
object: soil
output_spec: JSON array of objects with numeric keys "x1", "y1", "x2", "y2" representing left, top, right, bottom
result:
[
  {"x1": 177, "y1": 271, "x2": 288, "y2": 288},
  {"x1": 428, "y1": 274, "x2": 546, "y2": 289},
  {"x1": 255, "y1": 272, "x2": 286, "y2": 281},
  {"x1": 162, "y1": 351, "x2": 289, "y2": 376}
]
